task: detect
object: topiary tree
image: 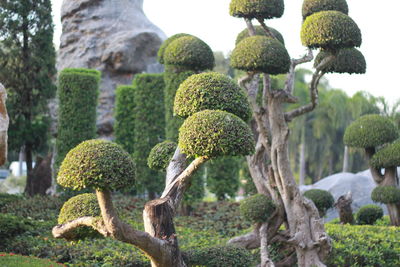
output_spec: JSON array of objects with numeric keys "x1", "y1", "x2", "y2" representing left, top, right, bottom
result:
[
  {"x1": 355, "y1": 204, "x2": 384, "y2": 225},
  {"x1": 227, "y1": 0, "x2": 365, "y2": 266},
  {"x1": 344, "y1": 115, "x2": 400, "y2": 225},
  {"x1": 303, "y1": 189, "x2": 334, "y2": 217}
]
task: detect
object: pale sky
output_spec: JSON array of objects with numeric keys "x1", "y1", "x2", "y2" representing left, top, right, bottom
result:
[{"x1": 51, "y1": 0, "x2": 400, "y2": 104}]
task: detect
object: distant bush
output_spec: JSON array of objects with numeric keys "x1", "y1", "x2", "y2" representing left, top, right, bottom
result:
[
  {"x1": 0, "y1": 214, "x2": 35, "y2": 245},
  {"x1": 356, "y1": 204, "x2": 384, "y2": 225},
  {"x1": 240, "y1": 194, "x2": 275, "y2": 223},
  {"x1": 371, "y1": 185, "x2": 400, "y2": 204},
  {"x1": 303, "y1": 189, "x2": 334, "y2": 217},
  {"x1": 0, "y1": 193, "x2": 23, "y2": 209}
]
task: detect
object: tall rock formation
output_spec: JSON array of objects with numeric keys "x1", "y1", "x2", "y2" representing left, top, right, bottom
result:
[{"x1": 57, "y1": 0, "x2": 166, "y2": 137}]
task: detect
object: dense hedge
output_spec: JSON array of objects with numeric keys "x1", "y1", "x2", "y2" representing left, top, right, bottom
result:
[
  {"x1": 229, "y1": 0, "x2": 284, "y2": 20},
  {"x1": 301, "y1": 11, "x2": 361, "y2": 50},
  {"x1": 303, "y1": 189, "x2": 334, "y2": 217},
  {"x1": 114, "y1": 85, "x2": 136, "y2": 154},
  {"x1": 179, "y1": 110, "x2": 254, "y2": 158},
  {"x1": 57, "y1": 139, "x2": 136, "y2": 191},
  {"x1": 356, "y1": 204, "x2": 384, "y2": 225},
  {"x1": 371, "y1": 186, "x2": 400, "y2": 204},
  {"x1": 240, "y1": 194, "x2": 275, "y2": 223},
  {"x1": 132, "y1": 74, "x2": 166, "y2": 196},
  {"x1": 344, "y1": 114, "x2": 398, "y2": 148},
  {"x1": 302, "y1": 0, "x2": 348, "y2": 20},
  {"x1": 157, "y1": 33, "x2": 191, "y2": 64},
  {"x1": 236, "y1": 25, "x2": 285, "y2": 45},
  {"x1": 148, "y1": 140, "x2": 177, "y2": 171},
  {"x1": 370, "y1": 140, "x2": 400, "y2": 168},
  {"x1": 55, "y1": 68, "x2": 100, "y2": 169},
  {"x1": 314, "y1": 48, "x2": 366, "y2": 74},
  {"x1": 174, "y1": 72, "x2": 251, "y2": 121},
  {"x1": 0, "y1": 214, "x2": 35, "y2": 243},
  {"x1": 206, "y1": 157, "x2": 240, "y2": 200},
  {"x1": 230, "y1": 36, "x2": 290, "y2": 74}
]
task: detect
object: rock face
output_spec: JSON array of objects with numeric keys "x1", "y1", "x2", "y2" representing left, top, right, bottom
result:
[{"x1": 57, "y1": 0, "x2": 166, "y2": 137}]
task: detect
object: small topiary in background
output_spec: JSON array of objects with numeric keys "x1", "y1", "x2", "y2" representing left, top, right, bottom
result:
[
  {"x1": 148, "y1": 140, "x2": 177, "y2": 171},
  {"x1": 302, "y1": 0, "x2": 349, "y2": 20},
  {"x1": 229, "y1": 0, "x2": 284, "y2": 20},
  {"x1": 371, "y1": 186, "x2": 400, "y2": 205},
  {"x1": 370, "y1": 140, "x2": 400, "y2": 169},
  {"x1": 236, "y1": 25, "x2": 285, "y2": 45},
  {"x1": 303, "y1": 189, "x2": 334, "y2": 217},
  {"x1": 157, "y1": 33, "x2": 192, "y2": 64},
  {"x1": 240, "y1": 194, "x2": 276, "y2": 223},
  {"x1": 314, "y1": 48, "x2": 366, "y2": 74},
  {"x1": 356, "y1": 204, "x2": 383, "y2": 225}
]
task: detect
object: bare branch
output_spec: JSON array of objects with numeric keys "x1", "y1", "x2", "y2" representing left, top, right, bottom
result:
[
  {"x1": 365, "y1": 147, "x2": 385, "y2": 184},
  {"x1": 257, "y1": 18, "x2": 277, "y2": 40},
  {"x1": 52, "y1": 216, "x2": 108, "y2": 239},
  {"x1": 245, "y1": 18, "x2": 256, "y2": 36},
  {"x1": 260, "y1": 222, "x2": 275, "y2": 267},
  {"x1": 165, "y1": 147, "x2": 187, "y2": 187},
  {"x1": 284, "y1": 49, "x2": 313, "y2": 94}
]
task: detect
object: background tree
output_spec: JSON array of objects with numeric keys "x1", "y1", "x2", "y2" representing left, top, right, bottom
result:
[
  {"x1": 0, "y1": 0, "x2": 56, "y2": 195},
  {"x1": 206, "y1": 157, "x2": 240, "y2": 200}
]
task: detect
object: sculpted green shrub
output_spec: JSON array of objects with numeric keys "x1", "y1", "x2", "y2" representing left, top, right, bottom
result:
[
  {"x1": 57, "y1": 139, "x2": 136, "y2": 191},
  {"x1": 301, "y1": 11, "x2": 361, "y2": 50},
  {"x1": 302, "y1": 0, "x2": 348, "y2": 20},
  {"x1": 314, "y1": 48, "x2": 366, "y2": 74},
  {"x1": 303, "y1": 189, "x2": 334, "y2": 217},
  {"x1": 148, "y1": 141, "x2": 177, "y2": 171},
  {"x1": 371, "y1": 186, "x2": 400, "y2": 204},
  {"x1": 174, "y1": 72, "x2": 251, "y2": 121},
  {"x1": 236, "y1": 25, "x2": 284, "y2": 45},
  {"x1": 370, "y1": 140, "x2": 400, "y2": 168},
  {"x1": 356, "y1": 204, "x2": 383, "y2": 225},
  {"x1": 157, "y1": 33, "x2": 191, "y2": 64},
  {"x1": 240, "y1": 194, "x2": 276, "y2": 223},
  {"x1": 230, "y1": 36, "x2": 290, "y2": 74},
  {"x1": 229, "y1": 0, "x2": 284, "y2": 19}
]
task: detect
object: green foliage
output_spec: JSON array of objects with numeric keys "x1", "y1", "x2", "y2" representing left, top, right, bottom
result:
[
  {"x1": 314, "y1": 48, "x2": 366, "y2": 74},
  {"x1": 158, "y1": 33, "x2": 191, "y2": 64},
  {"x1": 56, "y1": 68, "x2": 101, "y2": 169},
  {"x1": 326, "y1": 224, "x2": 400, "y2": 267},
  {"x1": 132, "y1": 74, "x2": 166, "y2": 196},
  {"x1": 229, "y1": 0, "x2": 284, "y2": 20},
  {"x1": 236, "y1": 25, "x2": 285, "y2": 45},
  {"x1": 240, "y1": 194, "x2": 276, "y2": 223},
  {"x1": 206, "y1": 157, "x2": 240, "y2": 200},
  {"x1": 0, "y1": 214, "x2": 34, "y2": 242},
  {"x1": 179, "y1": 110, "x2": 255, "y2": 158},
  {"x1": 148, "y1": 140, "x2": 177, "y2": 170},
  {"x1": 164, "y1": 36, "x2": 215, "y2": 71},
  {"x1": 303, "y1": 189, "x2": 334, "y2": 217},
  {"x1": 370, "y1": 140, "x2": 400, "y2": 168},
  {"x1": 301, "y1": 11, "x2": 361, "y2": 50},
  {"x1": 57, "y1": 139, "x2": 136, "y2": 191},
  {"x1": 185, "y1": 245, "x2": 256, "y2": 267},
  {"x1": 371, "y1": 186, "x2": 400, "y2": 204},
  {"x1": 231, "y1": 36, "x2": 290, "y2": 74},
  {"x1": 302, "y1": 0, "x2": 348, "y2": 20},
  {"x1": 344, "y1": 114, "x2": 398, "y2": 148},
  {"x1": 183, "y1": 168, "x2": 205, "y2": 208},
  {"x1": 0, "y1": 254, "x2": 65, "y2": 267},
  {"x1": 174, "y1": 72, "x2": 251, "y2": 121},
  {"x1": 114, "y1": 85, "x2": 136, "y2": 154},
  {"x1": 0, "y1": 193, "x2": 23, "y2": 209},
  {"x1": 356, "y1": 204, "x2": 384, "y2": 225}
]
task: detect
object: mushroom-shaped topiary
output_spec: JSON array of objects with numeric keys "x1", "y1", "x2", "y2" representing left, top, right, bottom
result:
[
  {"x1": 174, "y1": 72, "x2": 251, "y2": 121},
  {"x1": 163, "y1": 35, "x2": 215, "y2": 71},
  {"x1": 301, "y1": 11, "x2": 361, "y2": 50},
  {"x1": 344, "y1": 115, "x2": 398, "y2": 148},
  {"x1": 303, "y1": 189, "x2": 334, "y2": 217},
  {"x1": 57, "y1": 139, "x2": 136, "y2": 191},
  {"x1": 178, "y1": 110, "x2": 254, "y2": 158},
  {"x1": 235, "y1": 25, "x2": 285, "y2": 45},
  {"x1": 356, "y1": 204, "x2": 383, "y2": 225},
  {"x1": 371, "y1": 186, "x2": 400, "y2": 205},
  {"x1": 229, "y1": 0, "x2": 284, "y2": 20},
  {"x1": 230, "y1": 36, "x2": 290, "y2": 74},
  {"x1": 302, "y1": 0, "x2": 349, "y2": 20},
  {"x1": 240, "y1": 194, "x2": 276, "y2": 223},
  {"x1": 314, "y1": 48, "x2": 366, "y2": 74},
  {"x1": 370, "y1": 140, "x2": 400, "y2": 169},
  {"x1": 147, "y1": 140, "x2": 177, "y2": 171},
  {"x1": 157, "y1": 33, "x2": 192, "y2": 64}
]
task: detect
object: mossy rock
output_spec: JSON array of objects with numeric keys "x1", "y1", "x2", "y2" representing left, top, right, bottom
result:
[
  {"x1": 303, "y1": 189, "x2": 334, "y2": 217},
  {"x1": 344, "y1": 115, "x2": 398, "y2": 148},
  {"x1": 147, "y1": 141, "x2": 177, "y2": 171},
  {"x1": 229, "y1": 0, "x2": 284, "y2": 20},
  {"x1": 356, "y1": 204, "x2": 383, "y2": 225},
  {"x1": 371, "y1": 186, "x2": 400, "y2": 204},
  {"x1": 236, "y1": 25, "x2": 284, "y2": 45},
  {"x1": 174, "y1": 72, "x2": 251, "y2": 121},
  {"x1": 157, "y1": 33, "x2": 191, "y2": 64},
  {"x1": 302, "y1": 0, "x2": 348, "y2": 20},
  {"x1": 314, "y1": 48, "x2": 366, "y2": 74},
  {"x1": 179, "y1": 110, "x2": 254, "y2": 158},
  {"x1": 230, "y1": 35, "x2": 290, "y2": 74},
  {"x1": 57, "y1": 139, "x2": 136, "y2": 191},
  {"x1": 370, "y1": 140, "x2": 400, "y2": 168},
  {"x1": 301, "y1": 11, "x2": 361, "y2": 50},
  {"x1": 163, "y1": 35, "x2": 215, "y2": 71},
  {"x1": 240, "y1": 194, "x2": 275, "y2": 223}
]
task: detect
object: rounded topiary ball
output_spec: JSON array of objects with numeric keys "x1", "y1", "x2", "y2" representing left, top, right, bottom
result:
[
  {"x1": 370, "y1": 140, "x2": 400, "y2": 169},
  {"x1": 174, "y1": 72, "x2": 251, "y2": 121},
  {"x1": 147, "y1": 140, "x2": 177, "y2": 171},
  {"x1": 230, "y1": 36, "x2": 290, "y2": 74},
  {"x1": 57, "y1": 139, "x2": 136, "y2": 191},
  {"x1": 301, "y1": 11, "x2": 361, "y2": 50},
  {"x1": 302, "y1": 0, "x2": 348, "y2": 20},
  {"x1": 178, "y1": 110, "x2": 255, "y2": 158},
  {"x1": 158, "y1": 33, "x2": 191, "y2": 64},
  {"x1": 371, "y1": 186, "x2": 400, "y2": 204},
  {"x1": 314, "y1": 48, "x2": 366, "y2": 74},
  {"x1": 356, "y1": 204, "x2": 383, "y2": 225},
  {"x1": 303, "y1": 189, "x2": 334, "y2": 217},
  {"x1": 236, "y1": 25, "x2": 285, "y2": 45},
  {"x1": 229, "y1": 0, "x2": 284, "y2": 20},
  {"x1": 163, "y1": 35, "x2": 215, "y2": 71},
  {"x1": 344, "y1": 115, "x2": 398, "y2": 148},
  {"x1": 240, "y1": 194, "x2": 276, "y2": 223}
]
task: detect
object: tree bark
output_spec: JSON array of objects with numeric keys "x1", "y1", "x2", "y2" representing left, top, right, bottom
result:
[
  {"x1": 334, "y1": 192, "x2": 354, "y2": 224},
  {"x1": 299, "y1": 128, "x2": 306, "y2": 186},
  {"x1": 342, "y1": 145, "x2": 349, "y2": 172},
  {"x1": 0, "y1": 83, "x2": 8, "y2": 166}
]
